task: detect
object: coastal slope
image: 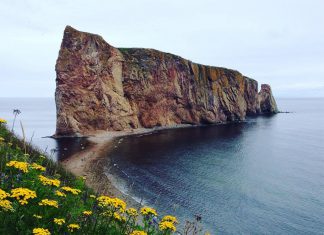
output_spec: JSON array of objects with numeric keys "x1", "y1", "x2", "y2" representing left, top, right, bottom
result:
[{"x1": 55, "y1": 26, "x2": 277, "y2": 136}]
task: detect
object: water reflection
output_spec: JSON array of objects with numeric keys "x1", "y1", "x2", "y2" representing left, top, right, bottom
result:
[{"x1": 52, "y1": 137, "x2": 93, "y2": 161}]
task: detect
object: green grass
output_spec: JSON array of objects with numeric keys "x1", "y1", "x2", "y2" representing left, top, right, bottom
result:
[
  {"x1": 0, "y1": 121, "x2": 179, "y2": 235},
  {"x1": 118, "y1": 48, "x2": 130, "y2": 53}
]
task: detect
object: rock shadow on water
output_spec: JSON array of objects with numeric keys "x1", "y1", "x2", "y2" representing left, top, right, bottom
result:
[{"x1": 53, "y1": 137, "x2": 93, "y2": 161}]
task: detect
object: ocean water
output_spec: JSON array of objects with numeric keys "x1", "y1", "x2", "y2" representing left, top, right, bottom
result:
[
  {"x1": 106, "y1": 98, "x2": 324, "y2": 234},
  {"x1": 0, "y1": 98, "x2": 323, "y2": 234},
  {"x1": 0, "y1": 98, "x2": 89, "y2": 161}
]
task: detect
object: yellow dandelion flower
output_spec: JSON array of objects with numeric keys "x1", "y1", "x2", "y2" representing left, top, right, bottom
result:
[
  {"x1": 97, "y1": 195, "x2": 112, "y2": 207},
  {"x1": 0, "y1": 199, "x2": 14, "y2": 211},
  {"x1": 113, "y1": 212, "x2": 126, "y2": 222},
  {"x1": 38, "y1": 175, "x2": 60, "y2": 187},
  {"x1": 32, "y1": 228, "x2": 51, "y2": 235},
  {"x1": 159, "y1": 221, "x2": 176, "y2": 232},
  {"x1": 6, "y1": 161, "x2": 29, "y2": 173},
  {"x1": 61, "y1": 186, "x2": 81, "y2": 195},
  {"x1": 0, "y1": 189, "x2": 10, "y2": 200},
  {"x1": 140, "y1": 207, "x2": 157, "y2": 216},
  {"x1": 33, "y1": 214, "x2": 42, "y2": 219},
  {"x1": 67, "y1": 224, "x2": 80, "y2": 232},
  {"x1": 126, "y1": 208, "x2": 138, "y2": 217},
  {"x1": 38, "y1": 199, "x2": 58, "y2": 208},
  {"x1": 111, "y1": 198, "x2": 126, "y2": 212},
  {"x1": 0, "y1": 118, "x2": 7, "y2": 124},
  {"x1": 113, "y1": 212, "x2": 121, "y2": 220},
  {"x1": 161, "y1": 215, "x2": 178, "y2": 224},
  {"x1": 96, "y1": 196, "x2": 126, "y2": 212},
  {"x1": 82, "y1": 210, "x2": 92, "y2": 216},
  {"x1": 11, "y1": 188, "x2": 37, "y2": 205},
  {"x1": 31, "y1": 163, "x2": 46, "y2": 171},
  {"x1": 53, "y1": 218, "x2": 65, "y2": 225},
  {"x1": 55, "y1": 190, "x2": 66, "y2": 197},
  {"x1": 129, "y1": 231, "x2": 147, "y2": 235}
]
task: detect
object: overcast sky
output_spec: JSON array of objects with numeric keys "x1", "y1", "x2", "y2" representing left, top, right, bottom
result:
[{"x1": 0, "y1": 0, "x2": 323, "y2": 98}]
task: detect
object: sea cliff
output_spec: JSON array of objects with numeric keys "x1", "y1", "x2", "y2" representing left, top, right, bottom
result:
[{"x1": 55, "y1": 26, "x2": 277, "y2": 136}]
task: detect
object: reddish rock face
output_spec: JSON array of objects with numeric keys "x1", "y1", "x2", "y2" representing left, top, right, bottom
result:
[
  {"x1": 55, "y1": 26, "x2": 277, "y2": 136},
  {"x1": 258, "y1": 84, "x2": 278, "y2": 114}
]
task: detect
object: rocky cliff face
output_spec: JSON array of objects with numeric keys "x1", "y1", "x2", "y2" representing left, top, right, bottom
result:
[
  {"x1": 55, "y1": 26, "x2": 278, "y2": 136},
  {"x1": 258, "y1": 84, "x2": 278, "y2": 113}
]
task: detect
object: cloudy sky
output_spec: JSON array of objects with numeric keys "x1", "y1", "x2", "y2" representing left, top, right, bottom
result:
[{"x1": 0, "y1": 0, "x2": 323, "y2": 98}]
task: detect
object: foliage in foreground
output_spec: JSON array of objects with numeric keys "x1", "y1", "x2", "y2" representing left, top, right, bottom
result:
[{"x1": 0, "y1": 119, "x2": 179, "y2": 235}]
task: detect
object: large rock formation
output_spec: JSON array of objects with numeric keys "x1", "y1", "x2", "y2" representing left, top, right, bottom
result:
[
  {"x1": 55, "y1": 26, "x2": 277, "y2": 136},
  {"x1": 258, "y1": 84, "x2": 278, "y2": 113}
]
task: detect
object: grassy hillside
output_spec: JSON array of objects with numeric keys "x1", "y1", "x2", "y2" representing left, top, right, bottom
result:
[{"x1": 0, "y1": 119, "x2": 179, "y2": 235}]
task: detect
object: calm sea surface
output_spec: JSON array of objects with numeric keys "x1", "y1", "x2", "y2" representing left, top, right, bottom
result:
[
  {"x1": 0, "y1": 98, "x2": 323, "y2": 234},
  {"x1": 0, "y1": 98, "x2": 89, "y2": 161}
]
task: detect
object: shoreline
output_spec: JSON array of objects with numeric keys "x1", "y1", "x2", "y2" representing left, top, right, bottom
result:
[
  {"x1": 58, "y1": 118, "x2": 278, "y2": 207},
  {"x1": 60, "y1": 126, "x2": 181, "y2": 207},
  {"x1": 57, "y1": 122, "x2": 240, "y2": 206}
]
